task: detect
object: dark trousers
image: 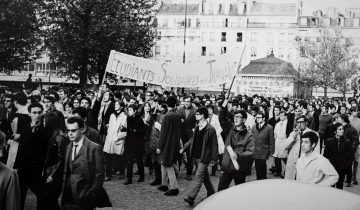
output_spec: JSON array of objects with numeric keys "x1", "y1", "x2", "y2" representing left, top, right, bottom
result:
[
  {"x1": 43, "y1": 178, "x2": 62, "y2": 210},
  {"x1": 218, "y1": 170, "x2": 246, "y2": 192},
  {"x1": 104, "y1": 153, "x2": 125, "y2": 177},
  {"x1": 18, "y1": 169, "x2": 45, "y2": 210},
  {"x1": 185, "y1": 148, "x2": 194, "y2": 176},
  {"x1": 187, "y1": 161, "x2": 215, "y2": 199},
  {"x1": 335, "y1": 168, "x2": 346, "y2": 189},
  {"x1": 255, "y1": 159, "x2": 267, "y2": 180},
  {"x1": 345, "y1": 151, "x2": 355, "y2": 183},
  {"x1": 126, "y1": 149, "x2": 144, "y2": 180},
  {"x1": 274, "y1": 158, "x2": 287, "y2": 175},
  {"x1": 151, "y1": 150, "x2": 161, "y2": 182}
]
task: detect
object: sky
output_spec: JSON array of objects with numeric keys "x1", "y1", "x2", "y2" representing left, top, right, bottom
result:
[{"x1": 301, "y1": 0, "x2": 360, "y2": 15}]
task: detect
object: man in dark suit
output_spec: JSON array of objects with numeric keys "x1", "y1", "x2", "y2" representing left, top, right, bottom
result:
[
  {"x1": 0, "y1": 94, "x2": 17, "y2": 139},
  {"x1": 61, "y1": 116, "x2": 111, "y2": 210},
  {"x1": 177, "y1": 95, "x2": 197, "y2": 180}
]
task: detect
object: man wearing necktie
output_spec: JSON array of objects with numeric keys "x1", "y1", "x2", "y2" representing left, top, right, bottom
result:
[
  {"x1": 61, "y1": 116, "x2": 111, "y2": 210},
  {"x1": 177, "y1": 96, "x2": 197, "y2": 180}
]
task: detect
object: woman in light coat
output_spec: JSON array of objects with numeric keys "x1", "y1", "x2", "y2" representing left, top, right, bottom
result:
[{"x1": 103, "y1": 99, "x2": 127, "y2": 181}]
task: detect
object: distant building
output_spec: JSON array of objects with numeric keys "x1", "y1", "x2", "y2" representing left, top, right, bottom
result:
[{"x1": 235, "y1": 52, "x2": 309, "y2": 97}]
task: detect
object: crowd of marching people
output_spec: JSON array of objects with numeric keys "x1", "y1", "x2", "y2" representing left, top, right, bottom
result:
[{"x1": 0, "y1": 82, "x2": 359, "y2": 209}]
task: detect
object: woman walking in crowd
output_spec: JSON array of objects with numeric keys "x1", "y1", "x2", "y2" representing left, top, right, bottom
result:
[
  {"x1": 324, "y1": 123, "x2": 353, "y2": 189},
  {"x1": 124, "y1": 104, "x2": 145, "y2": 185},
  {"x1": 63, "y1": 100, "x2": 73, "y2": 119},
  {"x1": 142, "y1": 102, "x2": 155, "y2": 175},
  {"x1": 42, "y1": 112, "x2": 69, "y2": 210},
  {"x1": 103, "y1": 100, "x2": 127, "y2": 181}
]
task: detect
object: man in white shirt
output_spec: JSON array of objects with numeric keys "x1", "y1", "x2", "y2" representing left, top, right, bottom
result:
[{"x1": 296, "y1": 131, "x2": 338, "y2": 186}]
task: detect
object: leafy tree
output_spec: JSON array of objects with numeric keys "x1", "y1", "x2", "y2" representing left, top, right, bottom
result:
[
  {"x1": 0, "y1": 0, "x2": 42, "y2": 73},
  {"x1": 296, "y1": 29, "x2": 360, "y2": 98},
  {"x1": 40, "y1": 0, "x2": 157, "y2": 87}
]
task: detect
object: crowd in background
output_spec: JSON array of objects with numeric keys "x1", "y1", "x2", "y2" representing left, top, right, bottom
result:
[{"x1": 0, "y1": 82, "x2": 359, "y2": 209}]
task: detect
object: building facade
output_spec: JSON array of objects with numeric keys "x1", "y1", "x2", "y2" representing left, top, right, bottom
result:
[{"x1": 153, "y1": 0, "x2": 360, "y2": 97}]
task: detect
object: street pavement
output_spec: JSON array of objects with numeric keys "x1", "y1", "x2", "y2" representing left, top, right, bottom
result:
[{"x1": 25, "y1": 163, "x2": 360, "y2": 210}]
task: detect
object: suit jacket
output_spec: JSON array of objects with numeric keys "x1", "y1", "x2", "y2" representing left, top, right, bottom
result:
[
  {"x1": 0, "y1": 105, "x2": 17, "y2": 137},
  {"x1": 324, "y1": 137, "x2": 353, "y2": 171},
  {"x1": 61, "y1": 137, "x2": 111, "y2": 209},
  {"x1": 0, "y1": 162, "x2": 20, "y2": 210},
  {"x1": 177, "y1": 106, "x2": 197, "y2": 143},
  {"x1": 251, "y1": 123, "x2": 275, "y2": 160}
]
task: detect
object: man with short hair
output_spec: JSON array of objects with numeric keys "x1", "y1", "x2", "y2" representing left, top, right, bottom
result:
[
  {"x1": 182, "y1": 107, "x2": 218, "y2": 206},
  {"x1": 251, "y1": 112, "x2": 275, "y2": 180},
  {"x1": 217, "y1": 95, "x2": 254, "y2": 191},
  {"x1": 61, "y1": 116, "x2": 111, "y2": 210},
  {"x1": 58, "y1": 88, "x2": 69, "y2": 107},
  {"x1": 157, "y1": 96, "x2": 181, "y2": 196},
  {"x1": 72, "y1": 107, "x2": 102, "y2": 146},
  {"x1": 177, "y1": 96, "x2": 197, "y2": 180},
  {"x1": 43, "y1": 95, "x2": 66, "y2": 132},
  {"x1": 284, "y1": 115, "x2": 320, "y2": 180},
  {"x1": 0, "y1": 94, "x2": 17, "y2": 139},
  {"x1": 296, "y1": 131, "x2": 338, "y2": 186},
  {"x1": 17, "y1": 103, "x2": 47, "y2": 210}
]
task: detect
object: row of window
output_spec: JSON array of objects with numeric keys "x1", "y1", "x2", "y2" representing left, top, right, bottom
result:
[
  {"x1": 251, "y1": 32, "x2": 295, "y2": 43},
  {"x1": 158, "y1": 16, "x2": 360, "y2": 29},
  {"x1": 158, "y1": 17, "x2": 247, "y2": 29},
  {"x1": 239, "y1": 80, "x2": 292, "y2": 87}
]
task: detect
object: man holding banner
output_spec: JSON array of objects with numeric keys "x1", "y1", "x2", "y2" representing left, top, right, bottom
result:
[{"x1": 217, "y1": 94, "x2": 255, "y2": 191}]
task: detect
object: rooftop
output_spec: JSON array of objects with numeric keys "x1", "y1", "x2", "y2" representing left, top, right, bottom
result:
[
  {"x1": 157, "y1": 4, "x2": 199, "y2": 15},
  {"x1": 242, "y1": 53, "x2": 297, "y2": 76},
  {"x1": 250, "y1": 3, "x2": 297, "y2": 16}
]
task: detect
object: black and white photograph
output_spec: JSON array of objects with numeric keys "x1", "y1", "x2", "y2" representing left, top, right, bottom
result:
[{"x1": 1, "y1": 0, "x2": 360, "y2": 209}]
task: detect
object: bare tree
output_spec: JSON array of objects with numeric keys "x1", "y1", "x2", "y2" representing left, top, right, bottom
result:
[{"x1": 296, "y1": 29, "x2": 360, "y2": 98}]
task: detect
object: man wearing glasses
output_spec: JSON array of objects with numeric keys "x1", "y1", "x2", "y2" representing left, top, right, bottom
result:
[
  {"x1": 61, "y1": 116, "x2": 111, "y2": 210},
  {"x1": 283, "y1": 115, "x2": 320, "y2": 180},
  {"x1": 251, "y1": 112, "x2": 275, "y2": 180},
  {"x1": 217, "y1": 95, "x2": 254, "y2": 191}
]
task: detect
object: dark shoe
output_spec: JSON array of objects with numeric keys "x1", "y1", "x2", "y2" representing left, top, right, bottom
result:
[
  {"x1": 150, "y1": 180, "x2": 161, "y2": 186},
  {"x1": 118, "y1": 174, "x2": 125, "y2": 179},
  {"x1": 157, "y1": 185, "x2": 169, "y2": 192},
  {"x1": 186, "y1": 175, "x2": 193, "y2": 181},
  {"x1": 184, "y1": 197, "x2": 195, "y2": 206},
  {"x1": 353, "y1": 180, "x2": 358, "y2": 185},
  {"x1": 104, "y1": 176, "x2": 111, "y2": 181},
  {"x1": 345, "y1": 182, "x2": 352, "y2": 187},
  {"x1": 164, "y1": 189, "x2": 179, "y2": 196},
  {"x1": 137, "y1": 177, "x2": 144, "y2": 182},
  {"x1": 124, "y1": 179, "x2": 132, "y2": 185},
  {"x1": 269, "y1": 167, "x2": 275, "y2": 173}
]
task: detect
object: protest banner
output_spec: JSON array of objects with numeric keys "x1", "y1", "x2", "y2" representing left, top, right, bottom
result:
[{"x1": 104, "y1": 47, "x2": 245, "y2": 88}]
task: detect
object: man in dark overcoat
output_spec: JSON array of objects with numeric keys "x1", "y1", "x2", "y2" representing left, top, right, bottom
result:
[{"x1": 157, "y1": 96, "x2": 182, "y2": 196}]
